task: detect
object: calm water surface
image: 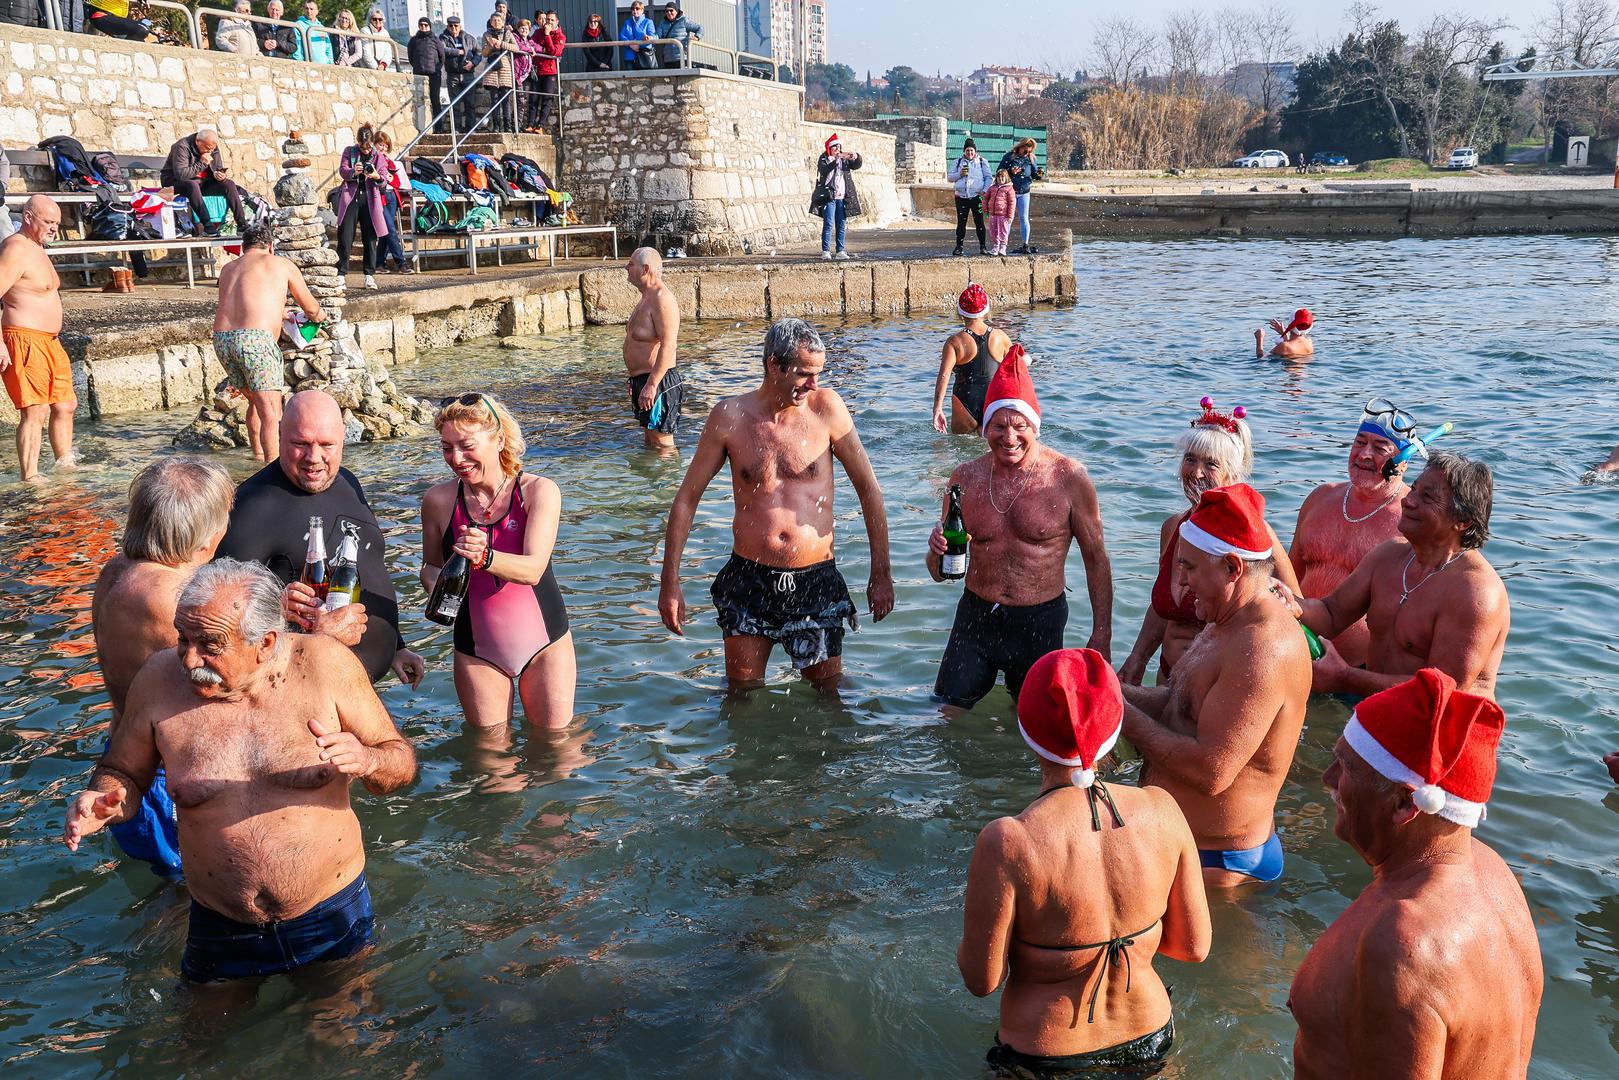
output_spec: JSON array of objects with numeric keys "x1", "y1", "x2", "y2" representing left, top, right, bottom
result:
[{"x1": 2, "y1": 236, "x2": 1617, "y2": 1078}]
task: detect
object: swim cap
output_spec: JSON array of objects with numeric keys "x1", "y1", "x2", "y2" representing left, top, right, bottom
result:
[
  {"x1": 958, "y1": 283, "x2": 989, "y2": 320},
  {"x1": 1287, "y1": 308, "x2": 1313, "y2": 334},
  {"x1": 1358, "y1": 398, "x2": 1414, "y2": 453},
  {"x1": 1345, "y1": 668, "x2": 1504, "y2": 828},
  {"x1": 1016, "y1": 649, "x2": 1123, "y2": 787}
]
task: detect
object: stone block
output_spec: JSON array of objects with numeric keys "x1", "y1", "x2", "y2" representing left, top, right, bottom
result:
[
  {"x1": 539, "y1": 289, "x2": 571, "y2": 333},
  {"x1": 88, "y1": 353, "x2": 165, "y2": 415},
  {"x1": 643, "y1": 167, "x2": 691, "y2": 202},
  {"x1": 1030, "y1": 253, "x2": 1064, "y2": 303},
  {"x1": 581, "y1": 267, "x2": 639, "y2": 324},
  {"x1": 968, "y1": 257, "x2": 1032, "y2": 309},
  {"x1": 767, "y1": 266, "x2": 843, "y2": 320},
  {"x1": 905, "y1": 258, "x2": 970, "y2": 315},
  {"x1": 567, "y1": 290, "x2": 585, "y2": 328},
  {"x1": 499, "y1": 294, "x2": 540, "y2": 337},
  {"x1": 390, "y1": 315, "x2": 416, "y2": 366},
  {"x1": 356, "y1": 319, "x2": 394, "y2": 364},
  {"x1": 871, "y1": 262, "x2": 906, "y2": 317},
  {"x1": 159, "y1": 343, "x2": 207, "y2": 408},
  {"x1": 690, "y1": 172, "x2": 729, "y2": 201},
  {"x1": 842, "y1": 263, "x2": 874, "y2": 317},
  {"x1": 696, "y1": 266, "x2": 768, "y2": 320}
]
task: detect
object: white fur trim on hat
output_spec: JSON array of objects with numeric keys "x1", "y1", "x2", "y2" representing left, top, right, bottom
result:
[
  {"x1": 981, "y1": 398, "x2": 1040, "y2": 433},
  {"x1": 1344, "y1": 714, "x2": 1486, "y2": 828},
  {"x1": 1016, "y1": 718, "x2": 1122, "y2": 774},
  {"x1": 1178, "y1": 518, "x2": 1271, "y2": 561},
  {"x1": 959, "y1": 298, "x2": 990, "y2": 319}
]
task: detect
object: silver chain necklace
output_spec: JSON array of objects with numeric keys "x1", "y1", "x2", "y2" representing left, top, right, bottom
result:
[
  {"x1": 1341, "y1": 485, "x2": 1399, "y2": 524},
  {"x1": 988, "y1": 462, "x2": 1031, "y2": 514},
  {"x1": 1398, "y1": 550, "x2": 1464, "y2": 605}
]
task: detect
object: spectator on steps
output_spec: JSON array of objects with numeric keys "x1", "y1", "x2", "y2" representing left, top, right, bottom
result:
[
  {"x1": 441, "y1": 16, "x2": 478, "y2": 131},
  {"x1": 161, "y1": 129, "x2": 249, "y2": 236},
  {"x1": 359, "y1": 8, "x2": 394, "y2": 69},
  {"x1": 620, "y1": 0, "x2": 656, "y2": 70},
  {"x1": 480, "y1": 13, "x2": 522, "y2": 133},
  {"x1": 333, "y1": 9, "x2": 368, "y2": 67},
  {"x1": 212, "y1": 0, "x2": 258, "y2": 54},
  {"x1": 531, "y1": 11, "x2": 564, "y2": 131},
  {"x1": 334, "y1": 124, "x2": 389, "y2": 290},
  {"x1": 581, "y1": 11, "x2": 613, "y2": 71},
  {"x1": 511, "y1": 19, "x2": 538, "y2": 132},
  {"x1": 654, "y1": 2, "x2": 699, "y2": 68},
  {"x1": 409, "y1": 16, "x2": 447, "y2": 115},
  {"x1": 297, "y1": 0, "x2": 334, "y2": 64},
  {"x1": 259, "y1": 0, "x2": 301, "y2": 60}
]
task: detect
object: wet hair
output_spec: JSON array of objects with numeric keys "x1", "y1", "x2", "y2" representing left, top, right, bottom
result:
[
  {"x1": 178, "y1": 558, "x2": 287, "y2": 645},
  {"x1": 122, "y1": 457, "x2": 234, "y2": 565},
  {"x1": 1424, "y1": 451, "x2": 1492, "y2": 549},
  {"x1": 434, "y1": 393, "x2": 526, "y2": 479},
  {"x1": 762, "y1": 318, "x2": 825, "y2": 372},
  {"x1": 1241, "y1": 554, "x2": 1275, "y2": 579},
  {"x1": 1173, "y1": 418, "x2": 1253, "y2": 485},
  {"x1": 242, "y1": 221, "x2": 275, "y2": 250}
]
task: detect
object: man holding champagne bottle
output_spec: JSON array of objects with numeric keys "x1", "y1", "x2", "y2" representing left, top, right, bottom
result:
[{"x1": 926, "y1": 346, "x2": 1113, "y2": 710}]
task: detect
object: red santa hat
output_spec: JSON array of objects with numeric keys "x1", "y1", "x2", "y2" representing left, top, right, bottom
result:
[
  {"x1": 1016, "y1": 649, "x2": 1123, "y2": 787},
  {"x1": 1287, "y1": 308, "x2": 1314, "y2": 334},
  {"x1": 958, "y1": 283, "x2": 989, "y2": 320},
  {"x1": 825, "y1": 133, "x2": 841, "y2": 154},
  {"x1": 1178, "y1": 483, "x2": 1271, "y2": 560},
  {"x1": 980, "y1": 344, "x2": 1039, "y2": 434},
  {"x1": 1344, "y1": 668, "x2": 1504, "y2": 827}
]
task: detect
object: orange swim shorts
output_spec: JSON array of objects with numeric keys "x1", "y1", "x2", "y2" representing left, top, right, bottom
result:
[{"x1": 2, "y1": 326, "x2": 74, "y2": 410}]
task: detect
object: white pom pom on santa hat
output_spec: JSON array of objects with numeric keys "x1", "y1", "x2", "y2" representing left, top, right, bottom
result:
[
  {"x1": 1412, "y1": 784, "x2": 1447, "y2": 815},
  {"x1": 1075, "y1": 768, "x2": 1097, "y2": 789}
]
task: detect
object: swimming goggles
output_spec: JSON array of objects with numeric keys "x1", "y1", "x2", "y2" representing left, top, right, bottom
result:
[{"x1": 1362, "y1": 397, "x2": 1416, "y2": 437}]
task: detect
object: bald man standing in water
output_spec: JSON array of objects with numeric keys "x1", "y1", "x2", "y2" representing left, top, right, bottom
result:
[
  {"x1": 623, "y1": 247, "x2": 683, "y2": 450},
  {"x1": 0, "y1": 194, "x2": 77, "y2": 482}
]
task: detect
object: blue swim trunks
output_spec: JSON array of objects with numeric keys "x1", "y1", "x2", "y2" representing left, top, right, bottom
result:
[
  {"x1": 1199, "y1": 832, "x2": 1284, "y2": 883},
  {"x1": 105, "y1": 751, "x2": 183, "y2": 879},
  {"x1": 181, "y1": 872, "x2": 375, "y2": 982}
]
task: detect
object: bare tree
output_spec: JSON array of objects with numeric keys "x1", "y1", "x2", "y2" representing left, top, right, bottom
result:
[
  {"x1": 1164, "y1": 8, "x2": 1217, "y2": 96},
  {"x1": 1532, "y1": 0, "x2": 1619, "y2": 151},
  {"x1": 1346, "y1": 2, "x2": 1418, "y2": 158},
  {"x1": 1406, "y1": 12, "x2": 1512, "y2": 163},
  {"x1": 1091, "y1": 16, "x2": 1159, "y2": 86},
  {"x1": 1249, "y1": 3, "x2": 1300, "y2": 135}
]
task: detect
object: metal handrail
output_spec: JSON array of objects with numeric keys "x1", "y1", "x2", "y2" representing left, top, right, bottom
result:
[
  {"x1": 319, "y1": 24, "x2": 408, "y2": 69},
  {"x1": 144, "y1": 0, "x2": 202, "y2": 48},
  {"x1": 196, "y1": 9, "x2": 404, "y2": 68},
  {"x1": 558, "y1": 37, "x2": 686, "y2": 70},
  {"x1": 396, "y1": 49, "x2": 508, "y2": 160},
  {"x1": 557, "y1": 39, "x2": 783, "y2": 82}
]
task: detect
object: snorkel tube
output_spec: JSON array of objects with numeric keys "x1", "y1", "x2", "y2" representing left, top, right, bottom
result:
[{"x1": 1381, "y1": 422, "x2": 1453, "y2": 479}]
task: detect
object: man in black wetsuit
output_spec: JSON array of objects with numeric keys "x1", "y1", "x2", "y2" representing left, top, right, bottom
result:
[
  {"x1": 215, "y1": 390, "x2": 424, "y2": 687},
  {"x1": 925, "y1": 347, "x2": 1112, "y2": 710}
]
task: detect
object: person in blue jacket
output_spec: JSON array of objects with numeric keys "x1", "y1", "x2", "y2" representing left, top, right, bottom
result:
[
  {"x1": 654, "y1": 2, "x2": 701, "y2": 68},
  {"x1": 997, "y1": 137, "x2": 1043, "y2": 254},
  {"x1": 620, "y1": 0, "x2": 657, "y2": 70}
]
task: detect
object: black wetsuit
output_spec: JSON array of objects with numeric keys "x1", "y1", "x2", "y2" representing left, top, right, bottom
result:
[
  {"x1": 952, "y1": 329, "x2": 996, "y2": 424},
  {"x1": 216, "y1": 463, "x2": 403, "y2": 683}
]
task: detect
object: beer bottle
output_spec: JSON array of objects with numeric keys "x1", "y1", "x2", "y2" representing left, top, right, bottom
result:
[
  {"x1": 941, "y1": 484, "x2": 968, "y2": 580},
  {"x1": 324, "y1": 524, "x2": 362, "y2": 612},
  {"x1": 427, "y1": 540, "x2": 473, "y2": 626},
  {"x1": 301, "y1": 516, "x2": 330, "y2": 603}
]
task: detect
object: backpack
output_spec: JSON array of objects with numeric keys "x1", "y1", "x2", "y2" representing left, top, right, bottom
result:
[
  {"x1": 90, "y1": 151, "x2": 128, "y2": 191},
  {"x1": 84, "y1": 198, "x2": 135, "y2": 240},
  {"x1": 38, "y1": 135, "x2": 104, "y2": 192},
  {"x1": 415, "y1": 198, "x2": 451, "y2": 234},
  {"x1": 241, "y1": 189, "x2": 273, "y2": 229}
]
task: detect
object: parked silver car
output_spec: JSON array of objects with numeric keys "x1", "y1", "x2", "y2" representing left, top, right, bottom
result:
[{"x1": 1232, "y1": 149, "x2": 1290, "y2": 168}]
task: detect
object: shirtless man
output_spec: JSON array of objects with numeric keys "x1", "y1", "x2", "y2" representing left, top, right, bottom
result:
[
  {"x1": 622, "y1": 247, "x2": 683, "y2": 450},
  {"x1": 1596, "y1": 441, "x2": 1619, "y2": 474},
  {"x1": 659, "y1": 317, "x2": 894, "y2": 687},
  {"x1": 213, "y1": 221, "x2": 324, "y2": 462},
  {"x1": 1121, "y1": 484, "x2": 1312, "y2": 886},
  {"x1": 0, "y1": 194, "x2": 76, "y2": 482},
  {"x1": 64, "y1": 559, "x2": 415, "y2": 983},
  {"x1": 1290, "y1": 669, "x2": 1542, "y2": 1078},
  {"x1": 930, "y1": 283, "x2": 1011, "y2": 435},
  {"x1": 1288, "y1": 398, "x2": 1416, "y2": 667},
  {"x1": 1255, "y1": 306, "x2": 1314, "y2": 359},
  {"x1": 90, "y1": 457, "x2": 235, "y2": 877},
  {"x1": 926, "y1": 345, "x2": 1112, "y2": 708},
  {"x1": 1278, "y1": 451, "x2": 1508, "y2": 700}
]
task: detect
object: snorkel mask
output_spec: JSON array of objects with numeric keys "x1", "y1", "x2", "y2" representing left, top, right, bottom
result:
[{"x1": 1360, "y1": 397, "x2": 1452, "y2": 479}]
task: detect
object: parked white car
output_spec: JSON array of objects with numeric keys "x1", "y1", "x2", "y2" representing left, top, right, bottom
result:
[
  {"x1": 1447, "y1": 147, "x2": 1479, "y2": 169},
  {"x1": 1232, "y1": 149, "x2": 1289, "y2": 168}
]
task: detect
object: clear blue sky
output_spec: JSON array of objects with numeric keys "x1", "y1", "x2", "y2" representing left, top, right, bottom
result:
[{"x1": 462, "y1": 1, "x2": 1534, "y2": 76}]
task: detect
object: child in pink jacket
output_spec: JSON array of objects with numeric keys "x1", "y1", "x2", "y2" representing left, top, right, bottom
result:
[{"x1": 983, "y1": 168, "x2": 1016, "y2": 256}]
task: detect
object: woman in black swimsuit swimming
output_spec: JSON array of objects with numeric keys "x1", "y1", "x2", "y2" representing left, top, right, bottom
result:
[
  {"x1": 958, "y1": 649, "x2": 1211, "y2": 1075},
  {"x1": 931, "y1": 282, "x2": 1013, "y2": 434}
]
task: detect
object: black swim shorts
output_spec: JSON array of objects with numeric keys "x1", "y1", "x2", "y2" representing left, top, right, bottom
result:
[
  {"x1": 986, "y1": 1017, "x2": 1174, "y2": 1078},
  {"x1": 628, "y1": 366, "x2": 686, "y2": 435},
  {"x1": 710, "y1": 552, "x2": 856, "y2": 670},
  {"x1": 934, "y1": 589, "x2": 1068, "y2": 708}
]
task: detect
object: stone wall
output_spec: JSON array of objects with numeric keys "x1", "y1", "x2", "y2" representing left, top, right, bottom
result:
[
  {"x1": 800, "y1": 121, "x2": 902, "y2": 226},
  {"x1": 844, "y1": 116, "x2": 947, "y2": 184},
  {"x1": 1, "y1": 24, "x2": 425, "y2": 193},
  {"x1": 559, "y1": 70, "x2": 900, "y2": 255}
]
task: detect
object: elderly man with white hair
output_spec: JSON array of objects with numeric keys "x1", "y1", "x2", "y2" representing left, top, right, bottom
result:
[
  {"x1": 160, "y1": 129, "x2": 249, "y2": 236},
  {"x1": 65, "y1": 558, "x2": 416, "y2": 983},
  {"x1": 211, "y1": 0, "x2": 257, "y2": 53}
]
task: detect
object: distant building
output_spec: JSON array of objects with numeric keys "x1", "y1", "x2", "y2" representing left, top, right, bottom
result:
[
  {"x1": 770, "y1": 0, "x2": 827, "y2": 74},
  {"x1": 381, "y1": 0, "x2": 462, "y2": 40},
  {"x1": 1229, "y1": 61, "x2": 1298, "y2": 103},
  {"x1": 967, "y1": 65, "x2": 1057, "y2": 102}
]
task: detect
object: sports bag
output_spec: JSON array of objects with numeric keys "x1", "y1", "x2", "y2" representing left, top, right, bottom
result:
[
  {"x1": 84, "y1": 199, "x2": 135, "y2": 240},
  {"x1": 90, "y1": 151, "x2": 128, "y2": 191}
]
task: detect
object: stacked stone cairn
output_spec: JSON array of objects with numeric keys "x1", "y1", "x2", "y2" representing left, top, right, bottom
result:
[{"x1": 176, "y1": 132, "x2": 433, "y2": 450}]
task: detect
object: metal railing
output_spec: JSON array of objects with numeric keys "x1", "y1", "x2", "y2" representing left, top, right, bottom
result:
[
  {"x1": 559, "y1": 38, "x2": 783, "y2": 81},
  {"x1": 195, "y1": 9, "x2": 404, "y2": 68},
  {"x1": 146, "y1": 0, "x2": 203, "y2": 48}
]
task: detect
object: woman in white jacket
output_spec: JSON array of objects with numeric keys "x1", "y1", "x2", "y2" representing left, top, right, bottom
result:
[
  {"x1": 358, "y1": 7, "x2": 395, "y2": 69},
  {"x1": 949, "y1": 138, "x2": 993, "y2": 256}
]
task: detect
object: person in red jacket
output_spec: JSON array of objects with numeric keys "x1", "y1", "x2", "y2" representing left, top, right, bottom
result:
[{"x1": 530, "y1": 10, "x2": 565, "y2": 131}]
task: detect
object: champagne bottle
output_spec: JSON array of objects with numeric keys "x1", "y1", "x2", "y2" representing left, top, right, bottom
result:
[
  {"x1": 1302, "y1": 624, "x2": 1326, "y2": 661},
  {"x1": 941, "y1": 484, "x2": 968, "y2": 580},
  {"x1": 301, "y1": 516, "x2": 330, "y2": 603},
  {"x1": 324, "y1": 524, "x2": 362, "y2": 612},
  {"x1": 427, "y1": 549, "x2": 471, "y2": 626}
]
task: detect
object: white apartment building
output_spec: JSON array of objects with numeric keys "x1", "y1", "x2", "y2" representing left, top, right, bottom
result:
[
  {"x1": 769, "y1": 0, "x2": 827, "y2": 73},
  {"x1": 382, "y1": 0, "x2": 463, "y2": 41}
]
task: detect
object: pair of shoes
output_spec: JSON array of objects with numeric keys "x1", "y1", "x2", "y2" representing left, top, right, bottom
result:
[
  {"x1": 821, "y1": 250, "x2": 832, "y2": 260},
  {"x1": 400, "y1": 265, "x2": 417, "y2": 275},
  {"x1": 834, "y1": 250, "x2": 850, "y2": 261},
  {"x1": 951, "y1": 245, "x2": 964, "y2": 257},
  {"x1": 978, "y1": 245, "x2": 988, "y2": 255},
  {"x1": 363, "y1": 274, "x2": 378, "y2": 290},
  {"x1": 1010, "y1": 245, "x2": 1029, "y2": 255}
]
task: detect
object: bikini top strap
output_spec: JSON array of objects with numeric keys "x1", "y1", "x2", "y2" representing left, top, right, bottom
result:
[{"x1": 1086, "y1": 779, "x2": 1126, "y2": 832}]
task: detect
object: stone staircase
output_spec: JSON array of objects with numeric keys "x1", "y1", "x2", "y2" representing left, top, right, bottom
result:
[{"x1": 409, "y1": 132, "x2": 557, "y2": 175}]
